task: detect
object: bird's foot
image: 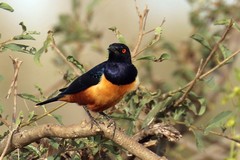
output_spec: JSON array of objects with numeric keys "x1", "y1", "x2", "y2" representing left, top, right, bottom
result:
[{"x1": 99, "y1": 112, "x2": 117, "y2": 138}]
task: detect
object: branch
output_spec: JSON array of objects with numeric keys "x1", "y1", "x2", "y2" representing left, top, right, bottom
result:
[
  {"x1": 132, "y1": 2, "x2": 149, "y2": 57},
  {"x1": 0, "y1": 123, "x2": 167, "y2": 160},
  {"x1": 161, "y1": 21, "x2": 234, "y2": 100},
  {"x1": 51, "y1": 41, "x2": 81, "y2": 76}
]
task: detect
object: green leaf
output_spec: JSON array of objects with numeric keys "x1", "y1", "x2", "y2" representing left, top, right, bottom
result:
[
  {"x1": 214, "y1": 19, "x2": 231, "y2": 26},
  {"x1": 0, "y1": 75, "x2": 3, "y2": 81},
  {"x1": 219, "y1": 44, "x2": 233, "y2": 63},
  {"x1": 233, "y1": 22, "x2": 240, "y2": 32},
  {"x1": 67, "y1": 55, "x2": 85, "y2": 73},
  {"x1": 109, "y1": 27, "x2": 126, "y2": 43},
  {"x1": 204, "y1": 111, "x2": 232, "y2": 134},
  {"x1": 148, "y1": 26, "x2": 162, "y2": 46},
  {"x1": 159, "y1": 53, "x2": 171, "y2": 61},
  {"x1": 34, "y1": 31, "x2": 54, "y2": 65},
  {"x1": 0, "y1": 3, "x2": 14, "y2": 12},
  {"x1": 15, "y1": 111, "x2": 24, "y2": 126},
  {"x1": 137, "y1": 53, "x2": 171, "y2": 62},
  {"x1": 25, "y1": 145, "x2": 41, "y2": 157},
  {"x1": 27, "y1": 111, "x2": 37, "y2": 122},
  {"x1": 52, "y1": 114, "x2": 63, "y2": 125},
  {"x1": 188, "y1": 92, "x2": 206, "y2": 116},
  {"x1": 192, "y1": 130, "x2": 204, "y2": 150},
  {"x1": 18, "y1": 93, "x2": 40, "y2": 103},
  {"x1": 137, "y1": 55, "x2": 156, "y2": 61},
  {"x1": 13, "y1": 35, "x2": 35, "y2": 40},
  {"x1": 191, "y1": 33, "x2": 211, "y2": 50},
  {"x1": 1, "y1": 43, "x2": 36, "y2": 55},
  {"x1": 19, "y1": 22, "x2": 27, "y2": 33},
  {"x1": 142, "y1": 94, "x2": 181, "y2": 128}
]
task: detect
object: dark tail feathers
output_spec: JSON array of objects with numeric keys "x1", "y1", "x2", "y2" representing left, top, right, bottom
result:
[{"x1": 36, "y1": 95, "x2": 63, "y2": 106}]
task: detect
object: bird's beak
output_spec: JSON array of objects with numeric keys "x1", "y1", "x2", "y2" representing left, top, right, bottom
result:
[{"x1": 108, "y1": 45, "x2": 118, "y2": 54}]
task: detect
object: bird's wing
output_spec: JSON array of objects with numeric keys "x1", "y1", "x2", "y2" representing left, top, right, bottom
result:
[{"x1": 60, "y1": 62, "x2": 106, "y2": 95}]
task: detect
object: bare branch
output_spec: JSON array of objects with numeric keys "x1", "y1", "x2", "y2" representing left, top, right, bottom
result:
[
  {"x1": 0, "y1": 123, "x2": 167, "y2": 160},
  {"x1": 132, "y1": 2, "x2": 149, "y2": 57},
  {"x1": 5, "y1": 56, "x2": 23, "y2": 123},
  {"x1": 161, "y1": 21, "x2": 234, "y2": 100},
  {"x1": 133, "y1": 123, "x2": 182, "y2": 142},
  {"x1": 51, "y1": 41, "x2": 81, "y2": 76}
]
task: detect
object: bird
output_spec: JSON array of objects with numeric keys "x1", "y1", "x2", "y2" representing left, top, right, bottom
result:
[{"x1": 36, "y1": 43, "x2": 139, "y2": 127}]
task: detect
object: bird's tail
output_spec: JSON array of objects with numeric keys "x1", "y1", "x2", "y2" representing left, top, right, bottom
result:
[{"x1": 36, "y1": 95, "x2": 63, "y2": 106}]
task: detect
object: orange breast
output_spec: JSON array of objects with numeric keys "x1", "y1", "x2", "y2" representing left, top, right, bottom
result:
[{"x1": 59, "y1": 75, "x2": 139, "y2": 112}]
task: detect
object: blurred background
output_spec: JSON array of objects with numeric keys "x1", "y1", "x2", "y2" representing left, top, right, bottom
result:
[
  {"x1": 1, "y1": 0, "x2": 240, "y2": 159},
  {"x1": 0, "y1": 0, "x2": 191, "y2": 124}
]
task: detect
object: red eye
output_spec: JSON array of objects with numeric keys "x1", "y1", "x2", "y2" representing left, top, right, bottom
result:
[{"x1": 122, "y1": 49, "x2": 127, "y2": 54}]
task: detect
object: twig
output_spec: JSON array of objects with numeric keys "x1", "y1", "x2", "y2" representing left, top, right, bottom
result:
[
  {"x1": 174, "y1": 59, "x2": 203, "y2": 106},
  {"x1": 0, "y1": 123, "x2": 167, "y2": 160},
  {"x1": 21, "y1": 102, "x2": 67, "y2": 128},
  {"x1": 51, "y1": 40, "x2": 81, "y2": 76},
  {"x1": 6, "y1": 56, "x2": 23, "y2": 123},
  {"x1": 132, "y1": 1, "x2": 149, "y2": 57},
  {"x1": 0, "y1": 116, "x2": 10, "y2": 128},
  {"x1": 0, "y1": 129, "x2": 16, "y2": 160},
  {"x1": 161, "y1": 21, "x2": 234, "y2": 100},
  {"x1": 175, "y1": 121, "x2": 240, "y2": 144}
]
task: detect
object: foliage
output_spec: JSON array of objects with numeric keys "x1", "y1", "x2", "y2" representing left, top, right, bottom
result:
[{"x1": 1, "y1": 0, "x2": 240, "y2": 160}]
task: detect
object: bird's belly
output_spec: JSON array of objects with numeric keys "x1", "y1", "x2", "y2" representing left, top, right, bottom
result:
[{"x1": 62, "y1": 75, "x2": 139, "y2": 112}]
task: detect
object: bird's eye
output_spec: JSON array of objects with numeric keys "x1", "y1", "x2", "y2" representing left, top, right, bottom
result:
[{"x1": 122, "y1": 49, "x2": 127, "y2": 54}]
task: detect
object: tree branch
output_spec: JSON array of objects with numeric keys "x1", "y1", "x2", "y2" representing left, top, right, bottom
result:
[{"x1": 0, "y1": 123, "x2": 167, "y2": 160}]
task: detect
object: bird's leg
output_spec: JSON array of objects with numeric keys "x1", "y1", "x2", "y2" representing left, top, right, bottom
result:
[
  {"x1": 99, "y1": 112, "x2": 116, "y2": 137},
  {"x1": 83, "y1": 106, "x2": 100, "y2": 129}
]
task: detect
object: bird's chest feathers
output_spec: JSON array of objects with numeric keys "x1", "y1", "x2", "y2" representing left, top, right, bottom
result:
[{"x1": 86, "y1": 75, "x2": 138, "y2": 111}]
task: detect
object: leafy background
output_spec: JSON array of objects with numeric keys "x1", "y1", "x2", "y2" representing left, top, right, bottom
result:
[{"x1": 1, "y1": 0, "x2": 240, "y2": 159}]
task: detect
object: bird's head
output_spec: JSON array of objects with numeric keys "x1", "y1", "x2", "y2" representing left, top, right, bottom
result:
[{"x1": 108, "y1": 43, "x2": 132, "y2": 63}]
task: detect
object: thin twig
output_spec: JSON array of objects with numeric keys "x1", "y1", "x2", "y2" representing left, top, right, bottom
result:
[
  {"x1": 51, "y1": 41, "x2": 81, "y2": 76},
  {"x1": 6, "y1": 56, "x2": 23, "y2": 123},
  {"x1": 176, "y1": 121, "x2": 240, "y2": 144},
  {"x1": 174, "y1": 59, "x2": 203, "y2": 106},
  {"x1": 0, "y1": 129, "x2": 16, "y2": 160},
  {"x1": 21, "y1": 102, "x2": 67, "y2": 128},
  {"x1": 132, "y1": 2, "x2": 149, "y2": 57},
  {"x1": 161, "y1": 21, "x2": 234, "y2": 100}
]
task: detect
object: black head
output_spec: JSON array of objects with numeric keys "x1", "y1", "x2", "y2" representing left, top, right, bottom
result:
[{"x1": 108, "y1": 43, "x2": 132, "y2": 63}]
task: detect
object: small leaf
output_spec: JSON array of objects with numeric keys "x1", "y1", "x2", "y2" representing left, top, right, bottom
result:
[
  {"x1": 27, "y1": 111, "x2": 37, "y2": 122},
  {"x1": 13, "y1": 35, "x2": 35, "y2": 40},
  {"x1": 204, "y1": 111, "x2": 232, "y2": 134},
  {"x1": 1, "y1": 43, "x2": 36, "y2": 55},
  {"x1": 148, "y1": 26, "x2": 162, "y2": 46},
  {"x1": 159, "y1": 53, "x2": 171, "y2": 61},
  {"x1": 142, "y1": 94, "x2": 181, "y2": 128},
  {"x1": 188, "y1": 92, "x2": 206, "y2": 116},
  {"x1": 15, "y1": 111, "x2": 24, "y2": 126},
  {"x1": 18, "y1": 93, "x2": 40, "y2": 103},
  {"x1": 0, "y1": 2, "x2": 14, "y2": 12},
  {"x1": 52, "y1": 114, "x2": 63, "y2": 125},
  {"x1": 214, "y1": 19, "x2": 231, "y2": 26},
  {"x1": 19, "y1": 22, "x2": 27, "y2": 33},
  {"x1": 0, "y1": 75, "x2": 3, "y2": 81},
  {"x1": 67, "y1": 55, "x2": 85, "y2": 73},
  {"x1": 219, "y1": 44, "x2": 233, "y2": 63},
  {"x1": 191, "y1": 34, "x2": 211, "y2": 50},
  {"x1": 192, "y1": 130, "x2": 204, "y2": 150},
  {"x1": 25, "y1": 145, "x2": 41, "y2": 157},
  {"x1": 34, "y1": 31, "x2": 54, "y2": 65},
  {"x1": 137, "y1": 53, "x2": 171, "y2": 62},
  {"x1": 109, "y1": 26, "x2": 126, "y2": 43},
  {"x1": 137, "y1": 55, "x2": 156, "y2": 61},
  {"x1": 233, "y1": 22, "x2": 240, "y2": 32}
]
